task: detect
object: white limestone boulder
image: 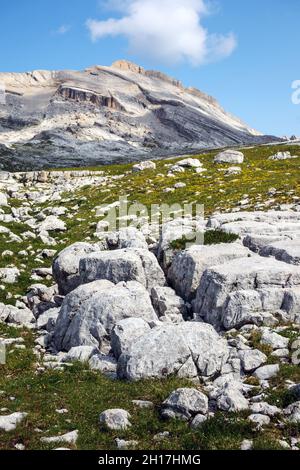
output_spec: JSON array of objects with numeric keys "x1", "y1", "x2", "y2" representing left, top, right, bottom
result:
[
  {"x1": 168, "y1": 243, "x2": 249, "y2": 301},
  {"x1": 161, "y1": 388, "x2": 208, "y2": 420},
  {"x1": 111, "y1": 318, "x2": 151, "y2": 359},
  {"x1": 214, "y1": 150, "x2": 244, "y2": 164},
  {"x1": 52, "y1": 242, "x2": 99, "y2": 295},
  {"x1": 52, "y1": 280, "x2": 157, "y2": 351},
  {"x1": 194, "y1": 256, "x2": 300, "y2": 329},
  {"x1": 99, "y1": 409, "x2": 131, "y2": 430},
  {"x1": 117, "y1": 322, "x2": 229, "y2": 381},
  {"x1": 79, "y1": 248, "x2": 165, "y2": 291}
]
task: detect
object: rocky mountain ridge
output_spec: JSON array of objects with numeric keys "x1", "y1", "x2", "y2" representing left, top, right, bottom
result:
[{"x1": 0, "y1": 60, "x2": 278, "y2": 170}]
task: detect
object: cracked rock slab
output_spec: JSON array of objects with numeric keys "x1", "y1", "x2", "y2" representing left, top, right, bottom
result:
[{"x1": 117, "y1": 322, "x2": 229, "y2": 381}]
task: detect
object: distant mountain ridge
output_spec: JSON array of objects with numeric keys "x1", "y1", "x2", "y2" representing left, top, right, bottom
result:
[{"x1": 0, "y1": 60, "x2": 279, "y2": 170}]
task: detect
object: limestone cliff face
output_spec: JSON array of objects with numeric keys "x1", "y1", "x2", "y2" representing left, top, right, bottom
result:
[{"x1": 0, "y1": 60, "x2": 277, "y2": 170}]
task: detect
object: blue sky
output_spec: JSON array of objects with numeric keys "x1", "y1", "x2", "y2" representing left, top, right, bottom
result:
[{"x1": 1, "y1": 0, "x2": 299, "y2": 136}]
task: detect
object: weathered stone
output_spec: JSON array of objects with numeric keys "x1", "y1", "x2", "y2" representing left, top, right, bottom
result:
[
  {"x1": 64, "y1": 346, "x2": 99, "y2": 363},
  {"x1": 214, "y1": 150, "x2": 244, "y2": 164},
  {"x1": 118, "y1": 322, "x2": 229, "y2": 381},
  {"x1": 0, "y1": 412, "x2": 28, "y2": 432},
  {"x1": 53, "y1": 280, "x2": 157, "y2": 351},
  {"x1": 177, "y1": 158, "x2": 202, "y2": 168},
  {"x1": 161, "y1": 388, "x2": 208, "y2": 420},
  {"x1": 115, "y1": 438, "x2": 138, "y2": 449},
  {"x1": 132, "y1": 161, "x2": 156, "y2": 172},
  {"x1": 132, "y1": 400, "x2": 154, "y2": 409},
  {"x1": 40, "y1": 430, "x2": 78, "y2": 445},
  {"x1": 253, "y1": 364, "x2": 280, "y2": 380},
  {"x1": 194, "y1": 256, "x2": 300, "y2": 330},
  {"x1": 104, "y1": 227, "x2": 148, "y2": 250},
  {"x1": 248, "y1": 414, "x2": 270, "y2": 428},
  {"x1": 208, "y1": 211, "x2": 300, "y2": 238},
  {"x1": 260, "y1": 239, "x2": 300, "y2": 265},
  {"x1": 111, "y1": 318, "x2": 151, "y2": 359},
  {"x1": 168, "y1": 243, "x2": 249, "y2": 301},
  {"x1": 0, "y1": 192, "x2": 8, "y2": 206},
  {"x1": 240, "y1": 439, "x2": 253, "y2": 451},
  {"x1": 284, "y1": 401, "x2": 300, "y2": 423},
  {"x1": 239, "y1": 349, "x2": 267, "y2": 372},
  {"x1": 36, "y1": 308, "x2": 59, "y2": 330},
  {"x1": 0, "y1": 303, "x2": 35, "y2": 326},
  {"x1": 39, "y1": 215, "x2": 66, "y2": 232},
  {"x1": 250, "y1": 402, "x2": 281, "y2": 417},
  {"x1": 260, "y1": 328, "x2": 289, "y2": 350},
  {"x1": 0, "y1": 267, "x2": 20, "y2": 284},
  {"x1": 190, "y1": 414, "x2": 208, "y2": 428},
  {"x1": 79, "y1": 248, "x2": 165, "y2": 291},
  {"x1": 88, "y1": 354, "x2": 117, "y2": 374},
  {"x1": 157, "y1": 217, "x2": 206, "y2": 269},
  {"x1": 269, "y1": 151, "x2": 298, "y2": 161},
  {"x1": 291, "y1": 349, "x2": 300, "y2": 365},
  {"x1": 151, "y1": 286, "x2": 186, "y2": 320},
  {"x1": 215, "y1": 382, "x2": 249, "y2": 412},
  {"x1": 53, "y1": 242, "x2": 99, "y2": 295},
  {"x1": 99, "y1": 409, "x2": 131, "y2": 430}
]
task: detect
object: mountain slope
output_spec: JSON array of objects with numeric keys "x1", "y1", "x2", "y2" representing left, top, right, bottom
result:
[{"x1": 0, "y1": 60, "x2": 278, "y2": 170}]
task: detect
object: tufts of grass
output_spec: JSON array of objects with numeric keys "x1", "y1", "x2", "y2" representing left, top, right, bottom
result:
[{"x1": 169, "y1": 230, "x2": 239, "y2": 251}]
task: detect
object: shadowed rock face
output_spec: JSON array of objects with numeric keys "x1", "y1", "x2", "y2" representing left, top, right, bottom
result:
[{"x1": 0, "y1": 60, "x2": 278, "y2": 170}]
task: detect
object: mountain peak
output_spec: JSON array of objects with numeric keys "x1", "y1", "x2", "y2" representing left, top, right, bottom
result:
[{"x1": 111, "y1": 60, "x2": 145, "y2": 74}]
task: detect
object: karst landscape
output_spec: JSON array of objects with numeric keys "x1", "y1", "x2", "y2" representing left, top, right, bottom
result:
[{"x1": 0, "y1": 0, "x2": 299, "y2": 449}]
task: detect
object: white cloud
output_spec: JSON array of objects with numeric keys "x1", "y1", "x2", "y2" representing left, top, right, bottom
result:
[
  {"x1": 87, "y1": 0, "x2": 236, "y2": 66},
  {"x1": 55, "y1": 25, "x2": 71, "y2": 35}
]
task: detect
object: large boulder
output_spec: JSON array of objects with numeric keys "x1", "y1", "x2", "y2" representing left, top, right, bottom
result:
[
  {"x1": 168, "y1": 243, "x2": 250, "y2": 301},
  {"x1": 214, "y1": 150, "x2": 244, "y2": 164},
  {"x1": 79, "y1": 248, "x2": 165, "y2": 291},
  {"x1": 111, "y1": 318, "x2": 151, "y2": 359},
  {"x1": 52, "y1": 242, "x2": 99, "y2": 295},
  {"x1": 117, "y1": 322, "x2": 229, "y2": 381},
  {"x1": 194, "y1": 256, "x2": 300, "y2": 329},
  {"x1": 52, "y1": 280, "x2": 157, "y2": 351}
]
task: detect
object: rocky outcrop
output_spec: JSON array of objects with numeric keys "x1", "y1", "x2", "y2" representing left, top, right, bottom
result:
[
  {"x1": 52, "y1": 242, "x2": 99, "y2": 295},
  {"x1": 117, "y1": 322, "x2": 229, "y2": 381},
  {"x1": 52, "y1": 280, "x2": 157, "y2": 351},
  {"x1": 79, "y1": 248, "x2": 166, "y2": 291},
  {"x1": 58, "y1": 85, "x2": 125, "y2": 111},
  {"x1": 0, "y1": 61, "x2": 277, "y2": 170},
  {"x1": 194, "y1": 256, "x2": 300, "y2": 330},
  {"x1": 168, "y1": 243, "x2": 250, "y2": 301}
]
